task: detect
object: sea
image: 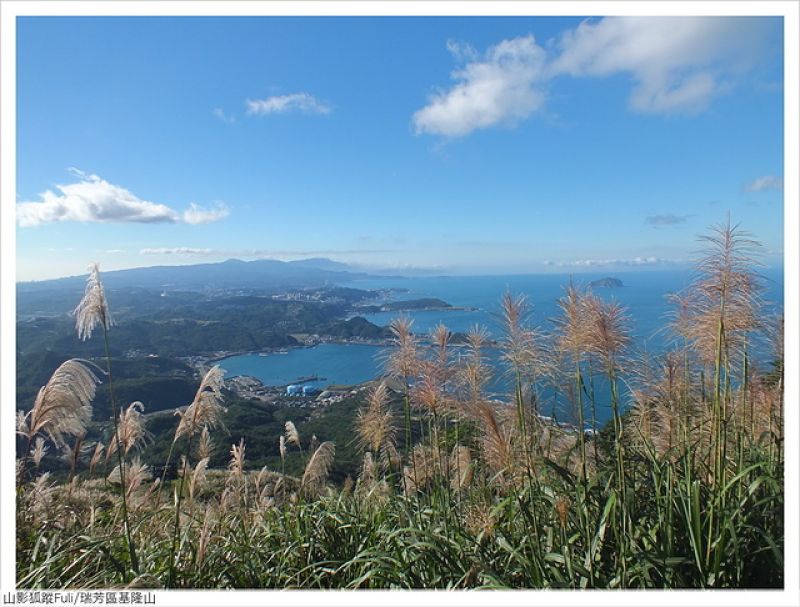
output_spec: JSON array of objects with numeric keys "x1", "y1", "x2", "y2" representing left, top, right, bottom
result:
[{"x1": 218, "y1": 268, "x2": 783, "y2": 425}]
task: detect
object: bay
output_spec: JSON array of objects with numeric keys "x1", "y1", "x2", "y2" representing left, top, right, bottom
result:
[{"x1": 218, "y1": 268, "x2": 783, "y2": 425}]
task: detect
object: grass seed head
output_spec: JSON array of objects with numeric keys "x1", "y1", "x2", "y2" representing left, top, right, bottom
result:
[
  {"x1": 23, "y1": 359, "x2": 99, "y2": 449},
  {"x1": 73, "y1": 262, "x2": 112, "y2": 341}
]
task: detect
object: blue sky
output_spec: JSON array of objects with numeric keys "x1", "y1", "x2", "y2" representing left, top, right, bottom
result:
[{"x1": 15, "y1": 16, "x2": 784, "y2": 281}]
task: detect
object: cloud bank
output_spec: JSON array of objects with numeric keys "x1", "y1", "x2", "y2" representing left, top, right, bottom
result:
[
  {"x1": 17, "y1": 171, "x2": 229, "y2": 227},
  {"x1": 182, "y1": 202, "x2": 230, "y2": 225},
  {"x1": 744, "y1": 175, "x2": 783, "y2": 192},
  {"x1": 246, "y1": 93, "x2": 331, "y2": 116},
  {"x1": 550, "y1": 17, "x2": 770, "y2": 114},
  {"x1": 414, "y1": 17, "x2": 776, "y2": 137},
  {"x1": 139, "y1": 247, "x2": 388, "y2": 257},
  {"x1": 412, "y1": 35, "x2": 547, "y2": 137},
  {"x1": 544, "y1": 256, "x2": 682, "y2": 268},
  {"x1": 645, "y1": 214, "x2": 692, "y2": 227}
]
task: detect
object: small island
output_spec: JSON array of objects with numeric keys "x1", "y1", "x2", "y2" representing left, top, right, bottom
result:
[{"x1": 589, "y1": 277, "x2": 624, "y2": 288}]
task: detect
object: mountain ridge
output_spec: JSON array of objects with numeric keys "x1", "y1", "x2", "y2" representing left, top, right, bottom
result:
[{"x1": 17, "y1": 257, "x2": 378, "y2": 293}]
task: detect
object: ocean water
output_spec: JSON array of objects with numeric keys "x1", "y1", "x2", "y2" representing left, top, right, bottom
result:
[
  {"x1": 218, "y1": 343, "x2": 384, "y2": 390},
  {"x1": 218, "y1": 268, "x2": 783, "y2": 424},
  {"x1": 356, "y1": 267, "x2": 782, "y2": 342},
  {"x1": 355, "y1": 270, "x2": 694, "y2": 342}
]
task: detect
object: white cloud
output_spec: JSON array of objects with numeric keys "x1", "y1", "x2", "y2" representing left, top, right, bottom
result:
[
  {"x1": 182, "y1": 202, "x2": 230, "y2": 225},
  {"x1": 550, "y1": 17, "x2": 773, "y2": 114},
  {"x1": 140, "y1": 247, "x2": 216, "y2": 256},
  {"x1": 445, "y1": 39, "x2": 478, "y2": 62},
  {"x1": 413, "y1": 18, "x2": 775, "y2": 137},
  {"x1": 745, "y1": 175, "x2": 783, "y2": 192},
  {"x1": 139, "y1": 247, "x2": 388, "y2": 257},
  {"x1": 246, "y1": 93, "x2": 331, "y2": 116},
  {"x1": 546, "y1": 256, "x2": 682, "y2": 268},
  {"x1": 645, "y1": 214, "x2": 692, "y2": 227},
  {"x1": 212, "y1": 108, "x2": 236, "y2": 124},
  {"x1": 17, "y1": 172, "x2": 178, "y2": 227},
  {"x1": 17, "y1": 171, "x2": 230, "y2": 227},
  {"x1": 412, "y1": 35, "x2": 548, "y2": 137}
]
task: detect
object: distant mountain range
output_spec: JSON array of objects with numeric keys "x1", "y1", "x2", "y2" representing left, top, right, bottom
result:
[{"x1": 17, "y1": 257, "x2": 383, "y2": 293}]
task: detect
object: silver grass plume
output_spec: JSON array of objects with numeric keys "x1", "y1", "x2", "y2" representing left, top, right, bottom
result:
[
  {"x1": 301, "y1": 441, "x2": 335, "y2": 497},
  {"x1": 585, "y1": 295, "x2": 630, "y2": 372},
  {"x1": 500, "y1": 292, "x2": 540, "y2": 372},
  {"x1": 458, "y1": 325, "x2": 492, "y2": 407},
  {"x1": 174, "y1": 366, "x2": 226, "y2": 442},
  {"x1": 196, "y1": 512, "x2": 213, "y2": 569},
  {"x1": 381, "y1": 441, "x2": 402, "y2": 472},
  {"x1": 197, "y1": 426, "x2": 213, "y2": 461},
  {"x1": 285, "y1": 421, "x2": 301, "y2": 448},
  {"x1": 89, "y1": 442, "x2": 105, "y2": 475},
  {"x1": 27, "y1": 472, "x2": 57, "y2": 521},
  {"x1": 106, "y1": 401, "x2": 148, "y2": 460},
  {"x1": 73, "y1": 262, "x2": 112, "y2": 341},
  {"x1": 228, "y1": 438, "x2": 246, "y2": 484},
  {"x1": 188, "y1": 457, "x2": 210, "y2": 501},
  {"x1": 108, "y1": 456, "x2": 151, "y2": 498},
  {"x1": 134, "y1": 478, "x2": 162, "y2": 514},
  {"x1": 255, "y1": 466, "x2": 271, "y2": 499},
  {"x1": 675, "y1": 221, "x2": 763, "y2": 365},
  {"x1": 30, "y1": 438, "x2": 48, "y2": 468},
  {"x1": 355, "y1": 381, "x2": 397, "y2": 455},
  {"x1": 16, "y1": 411, "x2": 29, "y2": 437},
  {"x1": 475, "y1": 402, "x2": 519, "y2": 487},
  {"x1": 360, "y1": 451, "x2": 376, "y2": 488},
  {"x1": 431, "y1": 322, "x2": 452, "y2": 374},
  {"x1": 386, "y1": 315, "x2": 419, "y2": 379},
  {"x1": 279, "y1": 435, "x2": 287, "y2": 462},
  {"x1": 22, "y1": 359, "x2": 99, "y2": 448}
]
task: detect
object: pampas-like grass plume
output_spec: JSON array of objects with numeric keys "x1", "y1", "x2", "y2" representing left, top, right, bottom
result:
[
  {"x1": 188, "y1": 457, "x2": 210, "y2": 501},
  {"x1": 285, "y1": 421, "x2": 301, "y2": 448},
  {"x1": 174, "y1": 366, "x2": 226, "y2": 442},
  {"x1": 108, "y1": 457, "x2": 151, "y2": 498},
  {"x1": 431, "y1": 322, "x2": 452, "y2": 372},
  {"x1": 228, "y1": 438, "x2": 246, "y2": 484},
  {"x1": 197, "y1": 426, "x2": 213, "y2": 461},
  {"x1": 301, "y1": 441, "x2": 335, "y2": 497},
  {"x1": 554, "y1": 283, "x2": 591, "y2": 361},
  {"x1": 279, "y1": 434, "x2": 287, "y2": 462},
  {"x1": 73, "y1": 262, "x2": 112, "y2": 341},
  {"x1": 16, "y1": 411, "x2": 29, "y2": 438},
  {"x1": 387, "y1": 315, "x2": 419, "y2": 379},
  {"x1": 677, "y1": 220, "x2": 763, "y2": 365},
  {"x1": 410, "y1": 361, "x2": 448, "y2": 416},
  {"x1": 355, "y1": 382, "x2": 397, "y2": 455},
  {"x1": 359, "y1": 451, "x2": 376, "y2": 487},
  {"x1": 27, "y1": 472, "x2": 57, "y2": 521},
  {"x1": 585, "y1": 295, "x2": 630, "y2": 372},
  {"x1": 458, "y1": 325, "x2": 492, "y2": 407},
  {"x1": 500, "y1": 292, "x2": 541, "y2": 372},
  {"x1": 474, "y1": 402, "x2": 519, "y2": 487},
  {"x1": 88, "y1": 441, "x2": 104, "y2": 476},
  {"x1": 20, "y1": 359, "x2": 99, "y2": 448},
  {"x1": 30, "y1": 438, "x2": 48, "y2": 468},
  {"x1": 106, "y1": 401, "x2": 148, "y2": 460}
]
